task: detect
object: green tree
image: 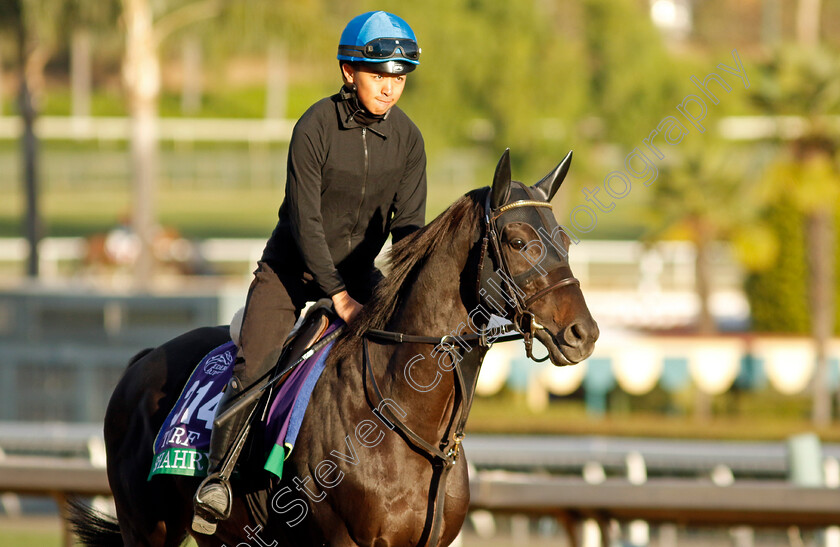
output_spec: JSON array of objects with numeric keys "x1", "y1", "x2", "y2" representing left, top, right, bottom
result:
[
  {"x1": 372, "y1": 0, "x2": 588, "y2": 185},
  {"x1": 120, "y1": 0, "x2": 341, "y2": 285},
  {"x1": 748, "y1": 45, "x2": 840, "y2": 425},
  {"x1": 580, "y1": 0, "x2": 680, "y2": 146},
  {"x1": 0, "y1": 0, "x2": 69, "y2": 277},
  {"x1": 58, "y1": 2, "x2": 121, "y2": 117},
  {"x1": 648, "y1": 140, "x2": 758, "y2": 334},
  {"x1": 0, "y1": 0, "x2": 122, "y2": 277},
  {"x1": 743, "y1": 193, "x2": 810, "y2": 334},
  {"x1": 646, "y1": 137, "x2": 763, "y2": 421}
]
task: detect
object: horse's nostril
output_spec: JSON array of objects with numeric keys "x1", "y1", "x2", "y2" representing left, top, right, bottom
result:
[{"x1": 564, "y1": 322, "x2": 585, "y2": 346}]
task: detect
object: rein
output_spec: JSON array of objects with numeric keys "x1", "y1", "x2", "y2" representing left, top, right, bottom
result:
[
  {"x1": 359, "y1": 189, "x2": 581, "y2": 546},
  {"x1": 364, "y1": 325, "x2": 522, "y2": 346}
]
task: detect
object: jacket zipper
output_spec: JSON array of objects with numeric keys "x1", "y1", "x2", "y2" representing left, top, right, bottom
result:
[{"x1": 349, "y1": 127, "x2": 369, "y2": 252}]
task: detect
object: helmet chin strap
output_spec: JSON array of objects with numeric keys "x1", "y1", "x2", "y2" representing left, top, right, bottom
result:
[{"x1": 340, "y1": 84, "x2": 388, "y2": 125}]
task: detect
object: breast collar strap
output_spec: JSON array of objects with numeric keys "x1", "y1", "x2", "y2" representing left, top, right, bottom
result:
[{"x1": 361, "y1": 335, "x2": 472, "y2": 546}]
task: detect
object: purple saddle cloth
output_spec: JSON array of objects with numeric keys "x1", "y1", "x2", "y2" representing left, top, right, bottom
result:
[{"x1": 149, "y1": 322, "x2": 340, "y2": 480}]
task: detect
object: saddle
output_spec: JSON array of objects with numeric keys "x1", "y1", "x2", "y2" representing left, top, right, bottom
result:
[
  {"x1": 229, "y1": 298, "x2": 336, "y2": 383},
  {"x1": 275, "y1": 298, "x2": 336, "y2": 379},
  {"x1": 203, "y1": 299, "x2": 339, "y2": 485},
  {"x1": 219, "y1": 299, "x2": 338, "y2": 432}
]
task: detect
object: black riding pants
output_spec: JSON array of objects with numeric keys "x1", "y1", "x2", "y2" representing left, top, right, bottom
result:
[{"x1": 235, "y1": 261, "x2": 381, "y2": 389}]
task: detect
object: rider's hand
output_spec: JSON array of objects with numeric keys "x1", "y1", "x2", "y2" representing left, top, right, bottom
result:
[{"x1": 331, "y1": 290, "x2": 364, "y2": 323}]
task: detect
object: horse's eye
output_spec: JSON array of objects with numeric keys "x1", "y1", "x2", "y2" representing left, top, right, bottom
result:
[{"x1": 510, "y1": 238, "x2": 526, "y2": 250}]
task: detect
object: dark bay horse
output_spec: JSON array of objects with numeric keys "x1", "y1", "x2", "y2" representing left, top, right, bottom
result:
[{"x1": 70, "y1": 150, "x2": 598, "y2": 546}]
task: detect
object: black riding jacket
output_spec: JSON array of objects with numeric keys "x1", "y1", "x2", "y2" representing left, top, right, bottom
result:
[{"x1": 262, "y1": 87, "x2": 427, "y2": 297}]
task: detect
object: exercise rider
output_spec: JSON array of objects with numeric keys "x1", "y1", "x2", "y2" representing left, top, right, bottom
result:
[{"x1": 192, "y1": 10, "x2": 428, "y2": 534}]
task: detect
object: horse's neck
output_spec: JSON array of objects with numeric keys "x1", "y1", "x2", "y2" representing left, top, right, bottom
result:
[{"x1": 375, "y1": 227, "x2": 481, "y2": 441}]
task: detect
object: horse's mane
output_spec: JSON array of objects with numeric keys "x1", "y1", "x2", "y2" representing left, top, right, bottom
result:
[{"x1": 334, "y1": 189, "x2": 484, "y2": 355}]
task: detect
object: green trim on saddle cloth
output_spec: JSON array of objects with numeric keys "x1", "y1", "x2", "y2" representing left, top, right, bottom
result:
[
  {"x1": 148, "y1": 447, "x2": 209, "y2": 479},
  {"x1": 264, "y1": 442, "x2": 294, "y2": 478}
]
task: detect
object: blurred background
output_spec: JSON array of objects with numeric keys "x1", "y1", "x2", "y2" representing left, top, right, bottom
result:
[{"x1": 0, "y1": 0, "x2": 839, "y2": 545}]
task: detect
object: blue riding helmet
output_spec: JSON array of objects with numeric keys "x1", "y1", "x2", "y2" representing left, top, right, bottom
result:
[{"x1": 337, "y1": 11, "x2": 420, "y2": 74}]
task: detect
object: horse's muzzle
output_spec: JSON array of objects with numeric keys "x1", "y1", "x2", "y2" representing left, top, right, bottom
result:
[{"x1": 535, "y1": 317, "x2": 599, "y2": 367}]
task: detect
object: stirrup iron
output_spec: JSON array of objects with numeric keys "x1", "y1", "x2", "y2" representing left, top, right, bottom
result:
[{"x1": 192, "y1": 471, "x2": 233, "y2": 534}]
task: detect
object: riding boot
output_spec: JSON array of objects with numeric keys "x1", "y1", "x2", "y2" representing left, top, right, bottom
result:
[{"x1": 192, "y1": 372, "x2": 260, "y2": 534}]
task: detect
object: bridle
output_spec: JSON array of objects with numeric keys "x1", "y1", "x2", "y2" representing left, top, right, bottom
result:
[
  {"x1": 359, "y1": 186, "x2": 581, "y2": 546},
  {"x1": 477, "y1": 186, "x2": 580, "y2": 361}
]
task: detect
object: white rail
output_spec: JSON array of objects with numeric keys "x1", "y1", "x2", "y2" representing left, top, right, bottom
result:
[
  {"x1": 1, "y1": 115, "x2": 839, "y2": 143},
  {"x1": 0, "y1": 116, "x2": 295, "y2": 143},
  {"x1": 1, "y1": 461, "x2": 838, "y2": 546}
]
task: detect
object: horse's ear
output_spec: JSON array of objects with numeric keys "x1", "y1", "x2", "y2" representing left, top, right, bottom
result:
[
  {"x1": 534, "y1": 150, "x2": 573, "y2": 202},
  {"x1": 491, "y1": 148, "x2": 512, "y2": 209}
]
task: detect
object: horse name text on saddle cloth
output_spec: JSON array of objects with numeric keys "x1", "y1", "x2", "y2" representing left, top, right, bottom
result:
[{"x1": 148, "y1": 324, "x2": 339, "y2": 480}]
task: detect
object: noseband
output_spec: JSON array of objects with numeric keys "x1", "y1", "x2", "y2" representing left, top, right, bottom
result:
[{"x1": 478, "y1": 189, "x2": 580, "y2": 361}]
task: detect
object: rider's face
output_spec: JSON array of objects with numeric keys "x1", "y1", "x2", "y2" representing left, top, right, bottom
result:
[{"x1": 342, "y1": 64, "x2": 406, "y2": 116}]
